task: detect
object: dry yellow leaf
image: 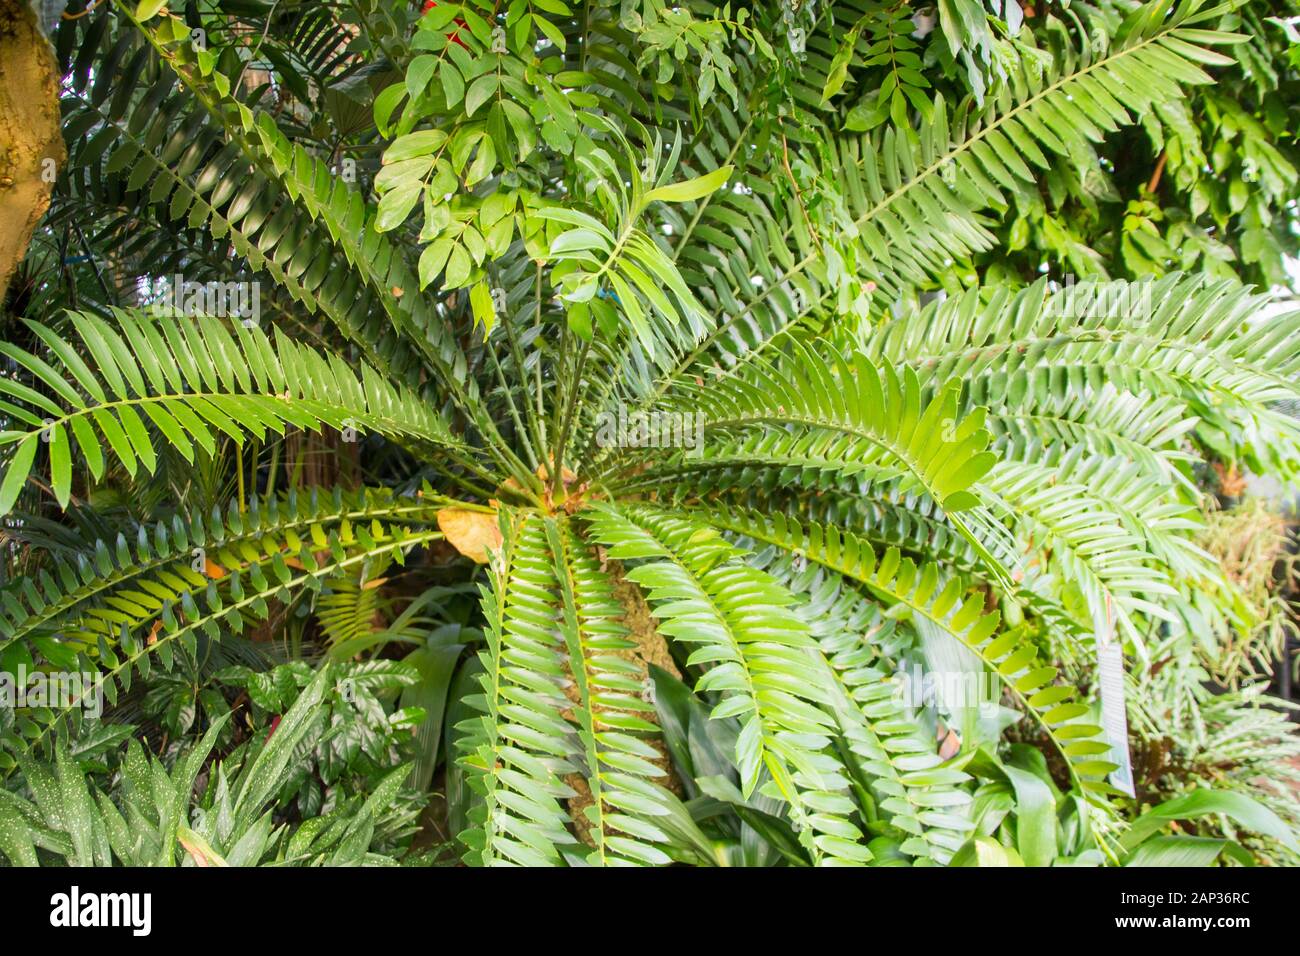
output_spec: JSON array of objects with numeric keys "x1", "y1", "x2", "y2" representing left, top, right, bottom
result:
[
  {"x1": 437, "y1": 508, "x2": 502, "y2": 564},
  {"x1": 938, "y1": 727, "x2": 961, "y2": 760},
  {"x1": 178, "y1": 829, "x2": 228, "y2": 868}
]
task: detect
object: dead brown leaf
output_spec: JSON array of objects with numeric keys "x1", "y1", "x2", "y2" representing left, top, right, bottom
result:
[{"x1": 437, "y1": 508, "x2": 502, "y2": 564}]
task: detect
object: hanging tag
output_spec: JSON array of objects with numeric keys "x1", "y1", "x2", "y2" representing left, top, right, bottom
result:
[{"x1": 1096, "y1": 613, "x2": 1134, "y2": 796}]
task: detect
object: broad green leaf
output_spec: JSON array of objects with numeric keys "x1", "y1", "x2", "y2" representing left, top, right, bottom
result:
[
  {"x1": 0, "y1": 434, "x2": 39, "y2": 515},
  {"x1": 644, "y1": 165, "x2": 734, "y2": 206},
  {"x1": 135, "y1": 0, "x2": 168, "y2": 21},
  {"x1": 469, "y1": 279, "x2": 497, "y2": 333},
  {"x1": 1121, "y1": 790, "x2": 1298, "y2": 854},
  {"x1": 375, "y1": 180, "x2": 423, "y2": 232}
]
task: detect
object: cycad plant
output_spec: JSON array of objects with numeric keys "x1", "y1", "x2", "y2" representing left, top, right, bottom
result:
[{"x1": 2, "y1": 0, "x2": 1300, "y2": 866}]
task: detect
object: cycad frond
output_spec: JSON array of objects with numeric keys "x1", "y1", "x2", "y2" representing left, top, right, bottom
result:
[
  {"x1": 692, "y1": 504, "x2": 1118, "y2": 795},
  {"x1": 54, "y1": 9, "x2": 427, "y2": 384},
  {"x1": 618, "y1": 344, "x2": 996, "y2": 513},
  {"x1": 867, "y1": 275, "x2": 1300, "y2": 416},
  {"x1": 584, "y1": 502, "x2": 872, "y2": 865},
  {"x1": 11, "y1": 519, "x2": 442, "y2": 756},
  {"x1": 0, "y1": 311, "x2": 461, "y2": 514},
  {"x1": 0, "y1": 486, "x2": 441, "y2": 657},
  {"x1": 457, "y1": 513, "x2": 578, "y2": 866},
  {"x1": 6, "y1": 0, "x2": 1296, "y2": 870},
  {"x1": 544, "y1": 517, "x2": 677, "y2": 866},
  {"x1": 646, "y1": 4, "x2": 1232, "y2": 396}
]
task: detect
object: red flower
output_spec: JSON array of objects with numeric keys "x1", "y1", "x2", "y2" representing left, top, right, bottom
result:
[{"x1": 420, "y1": 0, "x2": 469, "y2": 49}]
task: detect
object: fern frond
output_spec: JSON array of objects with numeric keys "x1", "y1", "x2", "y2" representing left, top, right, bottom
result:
[
  {"x1": 457, "y1": 513, "x2": 579, "y2": 866},
  {"x1": 0, "y1": 486, "x2": 442, "y2": 657},
  {"x1": 316, "y1": 557, "x2": 391, "y2": 657},
  {"x1": 0, "y1": 311, "x2": 465, "y2": 514},
  {"x1": 583, "y1": 502, "x2": 872, "y2": 865},
  {"x1": 648, "y1": 2, "x2": 1232, "y2": 397},
  {"x1": 544, "y1": 517, "x2": 678, "y2": 866},
  {"x1": 690, "y1": 504, "x2": 1119, "y2": 797}
]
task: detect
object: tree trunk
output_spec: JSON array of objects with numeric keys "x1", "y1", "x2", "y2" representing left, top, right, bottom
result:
[{"x1": 0, "y1": 0, "x2": 65, "y2": 302}]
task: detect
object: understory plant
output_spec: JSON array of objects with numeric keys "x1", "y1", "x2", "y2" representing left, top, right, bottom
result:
[{"x1": 2, "y1": 0, "x2": 1300, "y2": 866}]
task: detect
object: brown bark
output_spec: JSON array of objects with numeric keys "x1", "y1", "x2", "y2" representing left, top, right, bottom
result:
[{"x1": 0, "y1": 0, "x2": 66, "y2": 302}]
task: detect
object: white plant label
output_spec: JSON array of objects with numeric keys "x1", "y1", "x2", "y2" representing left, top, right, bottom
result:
[{"x1": 1097, "y1": 640, "x2": 1134, "y2": 797}]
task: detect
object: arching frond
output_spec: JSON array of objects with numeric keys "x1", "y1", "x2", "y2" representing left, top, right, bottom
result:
[
  {"x1": 0, "y1": 486, "x2": 443, "y2": 657},
  {"x1": 612, "y1": 344, "x2": 996, "y2": 513},
  {"x1": 456, "y1": 513, "x2": 579, "y2": 866},
  {"x1": 544, "y1": 517, "x2": 678, "y2": 866},
  {"x1": 10, "y1": 520, "x2": 443, "y2": 758},
  {"x1": 643, "y1": 3, "x2": 1233, "y2": 398},
  {"x1": 690, "y1": 504, "x2": 1118, "y2": 797},
  {"x1": 53, "y1": 8, "x2": 428, "y2": 384},
  {"x1": 584, "y1": 502, "x2": 872, "y2": 865},
  {"x1": 0, "y1": 311, "x2": 464, "y2": 514}
]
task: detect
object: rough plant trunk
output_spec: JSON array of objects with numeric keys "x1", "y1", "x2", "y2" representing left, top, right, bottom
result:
[{"x1": 0, "y1": 0, "x2": 65, "y2": 302}]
